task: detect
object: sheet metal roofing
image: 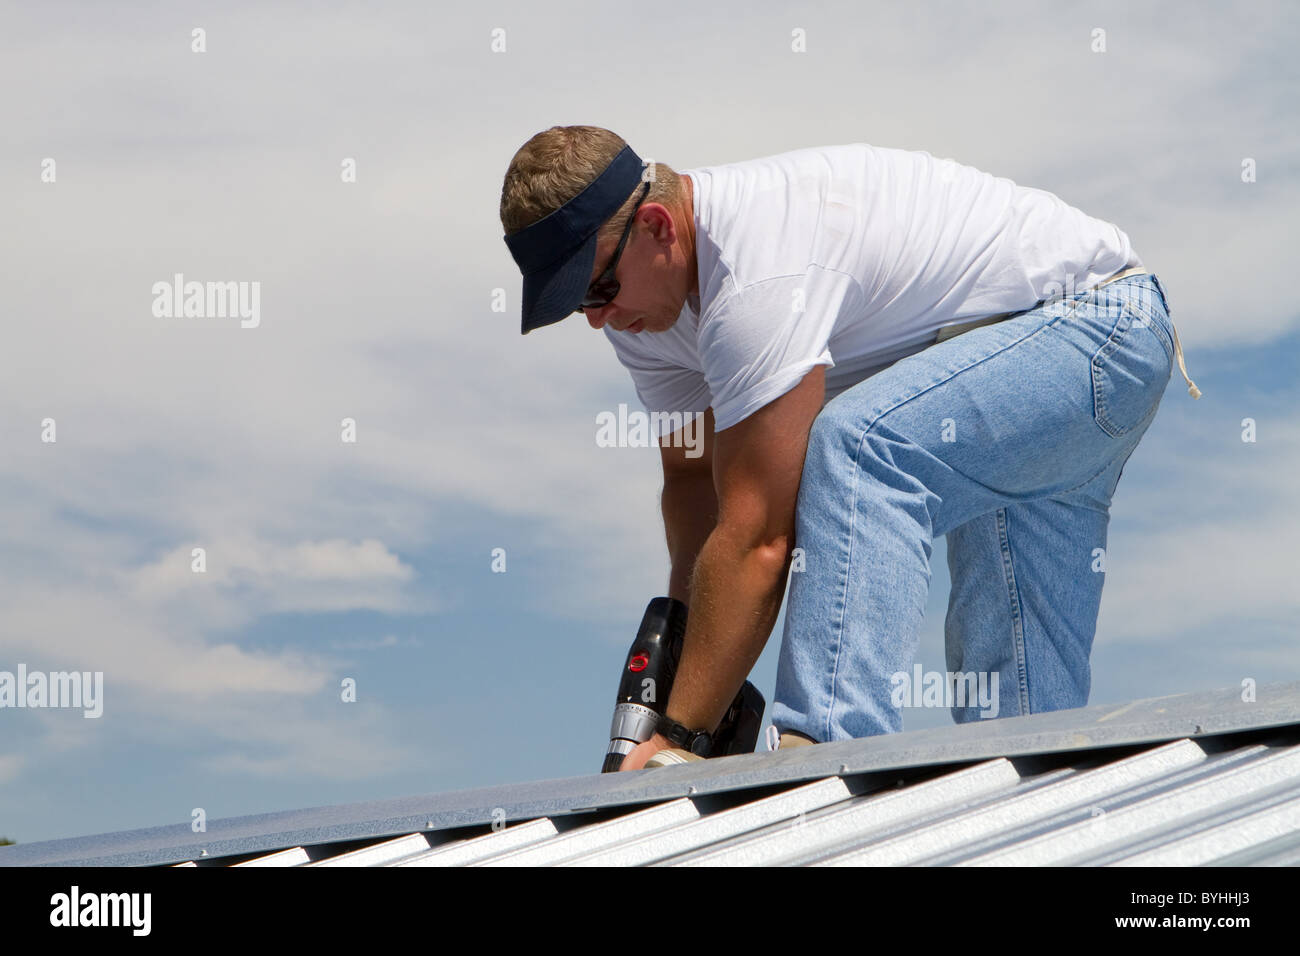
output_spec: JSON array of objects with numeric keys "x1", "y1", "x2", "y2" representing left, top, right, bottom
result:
[{"x1": 5, "y1": 680, "x2": 1300, "y2": 867}]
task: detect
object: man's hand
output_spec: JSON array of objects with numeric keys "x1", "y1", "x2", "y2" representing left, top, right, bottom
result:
[{"x1": 617, "y1": 732, "x2": 673, "y2": 771}]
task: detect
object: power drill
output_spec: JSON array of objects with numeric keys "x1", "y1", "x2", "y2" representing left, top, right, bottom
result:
[{"x1": 601, "y1": 596, "x2": 766, "y2": 772}]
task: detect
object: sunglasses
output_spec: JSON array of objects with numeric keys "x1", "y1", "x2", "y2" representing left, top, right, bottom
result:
[{"x1": 576, "y1": 181, "x2": 651, "y2": 314}]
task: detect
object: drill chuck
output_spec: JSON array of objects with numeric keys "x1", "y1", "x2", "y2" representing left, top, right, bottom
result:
[{"x1": 603, "y1": 702, "x2": 661, "y2": 772}]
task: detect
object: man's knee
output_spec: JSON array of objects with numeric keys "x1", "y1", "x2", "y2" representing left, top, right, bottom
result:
[{"x1": 805, "y1": 399, "x2": 861, "y2": 469}]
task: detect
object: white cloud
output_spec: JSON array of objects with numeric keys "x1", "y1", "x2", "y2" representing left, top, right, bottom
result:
[
  {"x1": 129, "y1": 536, "x2": 417, "y2": 612},
  {"x1": 1097, "y1": 416, "x2": 1300, "y2": 645}
]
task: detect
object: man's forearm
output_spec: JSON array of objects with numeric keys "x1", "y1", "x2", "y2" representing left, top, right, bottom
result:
[
  {"x1": 661, "y1": 473, "x2": 718, "y2": 604},
  {"x1": 663, "y1": 525, "x2": 791, "y2": 734}
]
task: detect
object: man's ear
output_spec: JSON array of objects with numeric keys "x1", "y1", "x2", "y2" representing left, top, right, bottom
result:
[{"x1": 643, "y1": 203, "x2": 677, "y2": 245}]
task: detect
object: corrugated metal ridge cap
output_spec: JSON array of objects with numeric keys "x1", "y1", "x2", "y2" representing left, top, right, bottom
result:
[{"x1": 3, "y1": 679, "x2": 1297, "y2": 867}]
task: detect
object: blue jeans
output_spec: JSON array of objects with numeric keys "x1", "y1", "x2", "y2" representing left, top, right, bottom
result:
[{"x1": 772, "y1": 273, "x2": 1178, "y2": 741}]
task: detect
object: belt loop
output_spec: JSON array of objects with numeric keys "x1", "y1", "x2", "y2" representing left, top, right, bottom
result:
[{"x1": 1149, "y1": 273, "x2": 1171, "y2": 315}]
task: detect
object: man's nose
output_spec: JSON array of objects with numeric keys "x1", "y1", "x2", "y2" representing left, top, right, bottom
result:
[{"x1": 585, "y1": 306, "x2": 608, "y2": 329}]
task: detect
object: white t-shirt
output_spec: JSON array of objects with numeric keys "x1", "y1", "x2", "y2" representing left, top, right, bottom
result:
[{"x1": 605, "y1": 142, "x2": 1142, "y2": 435}]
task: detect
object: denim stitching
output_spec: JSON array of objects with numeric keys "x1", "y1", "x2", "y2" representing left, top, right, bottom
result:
[
  {"x1": 995, "y1": 507, "x2": 1031, "y2": 715},
  {"x1": 823, "y1": 422, "x2": 860, "y2": 741},
  {"x1": 1091, "y1": 303, "x2": 1126, "y2": 437}
]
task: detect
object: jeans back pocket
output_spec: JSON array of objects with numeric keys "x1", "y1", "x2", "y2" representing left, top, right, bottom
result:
[{"x1": 1091, "y1": 295, "x2": 1172, "y2": 438}]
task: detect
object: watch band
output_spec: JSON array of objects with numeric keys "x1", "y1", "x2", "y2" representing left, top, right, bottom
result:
[{"x1": 657, "y1": 713, "x2": 713, "y2": 756}]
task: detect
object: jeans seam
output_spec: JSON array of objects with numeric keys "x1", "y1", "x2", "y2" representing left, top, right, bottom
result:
[
  {"x1": 1091, "y1": 306, "x2": 1130, "y2": 438},
  {"x1": 823, "y1": 429, "x2": 859, "y2": 742},
  {"x1": 995, "y1": 507, "x2": 1031, "y2": 714}
]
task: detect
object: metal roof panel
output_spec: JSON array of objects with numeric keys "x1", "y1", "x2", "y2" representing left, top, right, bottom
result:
[{"x1": 4, "y1": 680, "x2": 1298, "y2": 868}]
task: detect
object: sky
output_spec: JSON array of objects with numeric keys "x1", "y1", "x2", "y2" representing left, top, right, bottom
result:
[{"x1": 0, "y1": 0, "x2": 1297, "y2": 845}]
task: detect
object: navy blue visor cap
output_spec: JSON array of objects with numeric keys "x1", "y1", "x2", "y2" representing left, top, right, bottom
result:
[{"x1": 503, "y1": 144, "x2": 646, "y2": 334}]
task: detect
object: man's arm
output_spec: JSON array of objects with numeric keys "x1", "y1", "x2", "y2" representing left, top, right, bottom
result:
[
  {"x1": 659, "y1": 408, "x2": 716, "y2": 605},
  {"x1": 658, "y1": 364, "x2": 827, "y2": 742}
]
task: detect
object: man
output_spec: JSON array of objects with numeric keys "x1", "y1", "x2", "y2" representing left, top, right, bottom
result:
[{"x1": 500, "y1": 126, "x2": 1200, "y2": 771}]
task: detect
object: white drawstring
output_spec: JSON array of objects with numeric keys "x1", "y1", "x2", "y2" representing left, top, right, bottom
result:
[{"x1": 1168, "y1": 319, "x2": 1202, "y2": 398}]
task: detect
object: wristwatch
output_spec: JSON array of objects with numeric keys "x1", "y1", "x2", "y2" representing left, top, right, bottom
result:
[{"x1": 656, "y1": 713, "x2": 713, "y2": 756}]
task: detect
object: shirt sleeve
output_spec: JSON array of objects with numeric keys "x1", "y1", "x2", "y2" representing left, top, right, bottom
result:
[
  {"x1": 603, "y1": 327, "x2": 713, "y2": 438},
  {"x1": 700, "y1": 267, "x2": 861, "y2": 432}
]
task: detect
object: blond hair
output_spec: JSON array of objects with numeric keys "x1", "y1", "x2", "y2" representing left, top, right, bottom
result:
[{"x1": 499, "y1": 126, "x2": 684, "y2": 248}]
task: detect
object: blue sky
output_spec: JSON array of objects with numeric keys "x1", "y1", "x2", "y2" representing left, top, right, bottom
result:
[{"x1": 1, "y1": 0, "x2": 1297, "y2": 844}]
